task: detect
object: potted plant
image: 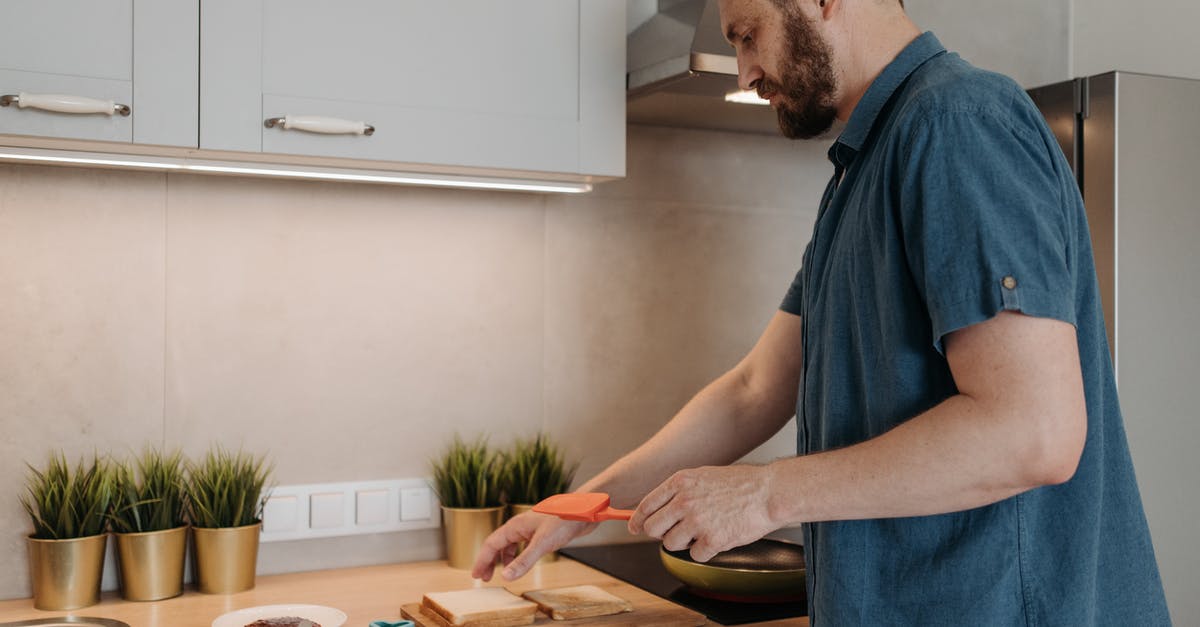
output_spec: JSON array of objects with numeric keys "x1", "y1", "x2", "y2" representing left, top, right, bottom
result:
[
  {"x1": 500, "y1": 433, "x2": 579, "y2": 564},
  {"x1": 21, "y1": 453, "x2": 114, "y2": 610},
  {"x1": 109, "y1": 448, "x2": 188, "y2": 601},
  {"x1": 186, "y1": 445, "x2": 272, "y2": 594},
  {"x1": 431, "y1": 435, "x2": 504, "y2": 569}
]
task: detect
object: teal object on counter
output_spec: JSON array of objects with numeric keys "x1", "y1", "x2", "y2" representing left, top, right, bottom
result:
[{"x1": 369, "y1": 621, "x2": 413, "y2": 627}]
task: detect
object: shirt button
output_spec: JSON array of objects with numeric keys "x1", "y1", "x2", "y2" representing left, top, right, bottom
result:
[{"x1": 1001, "y1": 276, "x2": 1018, "y2": 290}]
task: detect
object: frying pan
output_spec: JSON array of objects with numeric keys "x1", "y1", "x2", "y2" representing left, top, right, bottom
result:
[
  {"x1": 660, "y1": 538, "x2": 806, "y2": 602},
  {"x1": 533, "y1": 494, "x2": 805, "y2": 602}
]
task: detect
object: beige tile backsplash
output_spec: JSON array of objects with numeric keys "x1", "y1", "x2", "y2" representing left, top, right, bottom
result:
[{"x1": 0, "y1": 125, "x2": 828, "y2": 599}]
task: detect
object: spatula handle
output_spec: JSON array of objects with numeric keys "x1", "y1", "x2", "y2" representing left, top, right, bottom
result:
[{"x1": 597, "y1": 507, "x2": 635, "y2": 521}]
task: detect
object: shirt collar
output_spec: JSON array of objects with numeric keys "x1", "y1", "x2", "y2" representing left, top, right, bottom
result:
[{"x1": 831, "y1": 31, "x2": 946, "y2": 165}]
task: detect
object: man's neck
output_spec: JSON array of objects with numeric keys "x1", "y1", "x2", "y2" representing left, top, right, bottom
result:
[{"x1": 834, "y1": 15, "x2": 923, "y2": 121}]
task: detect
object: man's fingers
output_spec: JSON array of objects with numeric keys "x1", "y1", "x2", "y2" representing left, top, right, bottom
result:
[
  {"x1": 629, "y1": 482, "x2": 678, "y2": 535},
  {"x1": 500, "y1": 544, "x2": 518, "y2": 566},
  {"x1": 660, "y1": 520, "x2": 696, "y2": 552},
  {"x1": 689, "y1": 538, "x2": 719, "y2": 563},
  {"x1": 500, "y1": 539, "x2": 551, "y2": 580},
  {"x1": 499, "y1": 519, "x2": 581, "y2": 580},
  {"x1": 470, "y1": 520, "x2": 533, "y2": 579}
]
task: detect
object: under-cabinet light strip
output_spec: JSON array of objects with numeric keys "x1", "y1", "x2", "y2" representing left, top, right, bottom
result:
[
  {"x1": 183, "y1": 163, "x2": 590, "y2": 193},
  {"x1": 0, "y1": 149, "x2": 592, "y2": 194},
  {"x1": 0, "y1": 151, "x2": 185, "y2": 170}
]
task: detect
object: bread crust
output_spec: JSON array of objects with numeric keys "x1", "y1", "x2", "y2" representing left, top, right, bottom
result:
[
  {"x1": 421, "y1": 588, "x2": 538, "y2": 627},
  {"x1": 521, "y1": 585, "x2": 634, "y2": 621}
]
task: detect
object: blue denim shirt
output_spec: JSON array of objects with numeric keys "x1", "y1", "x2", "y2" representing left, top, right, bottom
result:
[{"x1": 780, "y1": 33, "x2": 1170, "y2": 625}]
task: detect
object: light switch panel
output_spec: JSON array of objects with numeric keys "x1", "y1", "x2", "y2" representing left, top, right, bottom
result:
[
  {"x1": 310, "y1": 492, "x2": 345, "y2": 529},
  {"x1": 262, "y1": 495, "x2": 298, "y2": 533},
  {"x1": 259, "y1": 478, "x2": 439, "y2": 542},
  {"x1": 356, "y1": 489, "x2": 389, "y2": 525},
  {"x1": 401, "y1": 487, "x2": 433, "y2": 522}
]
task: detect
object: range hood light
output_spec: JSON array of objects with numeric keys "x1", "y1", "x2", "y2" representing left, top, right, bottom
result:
[{"x1": 724, "y1": 90, "x2": 771, "y2": 106}]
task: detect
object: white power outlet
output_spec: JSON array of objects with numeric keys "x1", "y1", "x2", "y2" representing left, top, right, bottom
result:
[{"x1": 260, "y1": 478, "x2": 440, "y2": 543}]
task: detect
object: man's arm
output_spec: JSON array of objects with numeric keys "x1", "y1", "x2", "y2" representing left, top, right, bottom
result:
[
  {"x1": 631, "y1": 311, "x2": 1088, "y2": 562},
  {"x1": 581, "y1": 309, "x2": 804, "y2": 505},
  {"x1": 472, "y1": 309, "x2": 804, "y2": 581}
]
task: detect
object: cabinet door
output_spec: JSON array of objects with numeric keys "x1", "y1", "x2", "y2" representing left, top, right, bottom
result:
[
  {"x1": 0, "y1": 0, "x2": 133, "y2": 143},
  {"x1": 0, "y1": 0, "x2": 198, "y2": 147},
  {"x1": 202, "y1": 0, "x2": 623, "y2": 176}
]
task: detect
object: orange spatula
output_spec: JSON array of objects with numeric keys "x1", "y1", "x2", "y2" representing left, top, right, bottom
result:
[{"x1": 532, "y1": 493, "x2": 635, "y2": 522}]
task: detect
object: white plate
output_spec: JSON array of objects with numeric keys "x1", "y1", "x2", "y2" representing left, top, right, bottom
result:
[{"x1": 212, "y1": 604, "x2": 348, "y2": 627}]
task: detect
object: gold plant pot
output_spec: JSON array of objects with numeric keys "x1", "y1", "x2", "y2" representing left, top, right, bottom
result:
[
  {"x1": 192, "y1": 523, "x2": 261, "y2": 594},
  {"x1": 442, "y1": 506, "x2": 504, "y2": 570},
  {"x1": 27, "y1": 533, "x2": 107, "y2": 610},
  {"x1": 114, "y1": 525, "x2": 187, "y2": 601},
  {"x1": 508, "y1": 504, "x2": 558, "y2": 564}
]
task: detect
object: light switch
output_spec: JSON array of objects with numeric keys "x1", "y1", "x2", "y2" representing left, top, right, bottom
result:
[
  {"x1": 356, "y1": 489, "x2": 389, "y2": 525},
  {"x1": 262, "y1": 495, "x2": 298, "y2": 533},
  {"x1": 310, "y1": 492, "x2": 345, "y2": 529},
  {"x1": 258, "y1": 479, "x2": 442, "y2": 543},
  {"x1": 400, "y1": 487, "x2": 432, "y2": 522}
]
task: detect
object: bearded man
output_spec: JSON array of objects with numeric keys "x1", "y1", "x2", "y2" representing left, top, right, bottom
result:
[{"x1": 472, "y1": 0, "x2": 1170, "y2": 623}]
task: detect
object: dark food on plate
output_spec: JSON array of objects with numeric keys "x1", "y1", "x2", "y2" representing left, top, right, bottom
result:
[{"x1": 244, "y1": 618, "x2": 321, "y2": 627}]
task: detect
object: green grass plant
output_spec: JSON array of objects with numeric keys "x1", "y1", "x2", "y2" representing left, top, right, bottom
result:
[
  {"x1": 110, "y1": 448, "x2": 188, "y2": 534},
  {"x1": 21, "y1": 453, "x2": 115, "y2": 540},
  {"x1": 501, "y1": 433, "x2": 578, "y2": 505},
  {"x1": 431, "y1": 435, "x2": 503, "y2": 509},
  {"x1": 186, "y1": 446, "x2": 272, "y2": 529}
]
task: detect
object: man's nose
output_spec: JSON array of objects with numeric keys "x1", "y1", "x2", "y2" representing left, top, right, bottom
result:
[{"x1": 738, "y1": 58, "x2": 764, "y2": 92}]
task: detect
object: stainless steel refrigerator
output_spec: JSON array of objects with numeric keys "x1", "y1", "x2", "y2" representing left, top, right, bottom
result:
[{"x1": 1029, "y1": 72, "x2": 1200, "y2": 624}]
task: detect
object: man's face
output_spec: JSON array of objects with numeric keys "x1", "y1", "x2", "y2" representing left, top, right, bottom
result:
[{"x1": 721, "y1": 0, "x2": 839, "y2": 139}]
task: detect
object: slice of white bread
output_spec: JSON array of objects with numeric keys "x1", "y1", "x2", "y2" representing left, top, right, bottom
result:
[
  {"x1": 410, "y1": 605, "x2": 530, "y2": 627},
  {"x1": 421, "y1": 588, "x2": 539, "y2": 627},
  {"x1": 521, "y1": 584, "x2": 634, "y2": 621}
]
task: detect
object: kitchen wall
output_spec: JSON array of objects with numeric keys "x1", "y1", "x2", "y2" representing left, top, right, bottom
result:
[
  {"x1": 1073, "y1": 0, "x2": 1200, "y2": 80},
  {"x1": 0, "y1": 125, "x2": 831, "y2": 600},
  {"x1": 906, "y1": 0, "x2": 1071, "y2": 88}
]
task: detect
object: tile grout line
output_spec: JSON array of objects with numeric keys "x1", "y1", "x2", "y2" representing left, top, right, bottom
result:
[
  {"x1": 542, "y1": 195, "x2": 548, "y2": 436},
  {"x1": 162, "y1": 172, "x2": 169, "y2": 448}
]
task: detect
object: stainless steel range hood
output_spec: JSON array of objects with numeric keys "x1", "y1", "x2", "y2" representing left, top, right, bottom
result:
[{"x1": 627, "y1": 0, "x2": 781, "y2": 135}]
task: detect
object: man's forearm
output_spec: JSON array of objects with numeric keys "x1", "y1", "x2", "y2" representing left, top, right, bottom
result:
[
  {"x1": 768, "y1": 312, "x2": 1087, "y2": 526},
  {"x1": 583, "y1": 365, "x2": 795, "y2": 509},
  {"x1": 768, "y1": 395, "x2": 1012, "y2": 524}
]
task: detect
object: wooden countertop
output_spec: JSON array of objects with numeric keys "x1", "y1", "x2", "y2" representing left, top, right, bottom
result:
[{"x1": 0, "y1": 558, "x2": 807, "y2": 627}]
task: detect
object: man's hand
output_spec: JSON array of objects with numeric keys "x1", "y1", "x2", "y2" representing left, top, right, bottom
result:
[
  {"x1": 471, "y1": 511, "x2": 597, "y2": 582},
  {"x1": 628, "y1": 464, "x2": 779, "y2": 563}
]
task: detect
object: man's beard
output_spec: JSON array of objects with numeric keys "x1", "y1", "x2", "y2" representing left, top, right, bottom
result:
[{"x1": 764, "y1": 8, "x2": 839, "y2": 139}]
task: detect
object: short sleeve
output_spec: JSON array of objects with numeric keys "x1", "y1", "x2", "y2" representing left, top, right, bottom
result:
[
  {"x1": 899, "y1": 104, "x2": 1077, "y2": 354},
  {"x1": 780, "y1": 266, "x2": 804, "y2": 316}
]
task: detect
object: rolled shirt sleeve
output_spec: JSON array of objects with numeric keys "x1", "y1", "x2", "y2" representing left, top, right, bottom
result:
[{"x1": 898, "y1": 104, "x2": 1079, "y2": 354}]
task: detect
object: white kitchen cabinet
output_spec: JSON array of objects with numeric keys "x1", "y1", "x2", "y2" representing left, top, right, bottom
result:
[
  {"x1": 0, "y1": 0, "x2": 198, "y2": 147},
  {"x1": 201, "y1": 0, "x2": 624, "y2": 178}
]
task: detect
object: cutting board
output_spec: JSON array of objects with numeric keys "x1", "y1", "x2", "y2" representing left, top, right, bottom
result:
[{"x1": 401, "y1": 581, "x2": 707, "y2": 627}]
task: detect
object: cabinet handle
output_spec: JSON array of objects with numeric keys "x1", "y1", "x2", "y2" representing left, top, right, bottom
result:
[
  {"x1": 264, "y1": 115, "x2": 374, "y2": 136},
  {"x1": 0, "y1": 92, "x2": 131, "y2": 116}
]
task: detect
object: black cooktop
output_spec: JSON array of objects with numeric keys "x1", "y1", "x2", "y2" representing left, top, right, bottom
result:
[{"x1": 560, "y1": 542, "x2": 807, "y2": 625}]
